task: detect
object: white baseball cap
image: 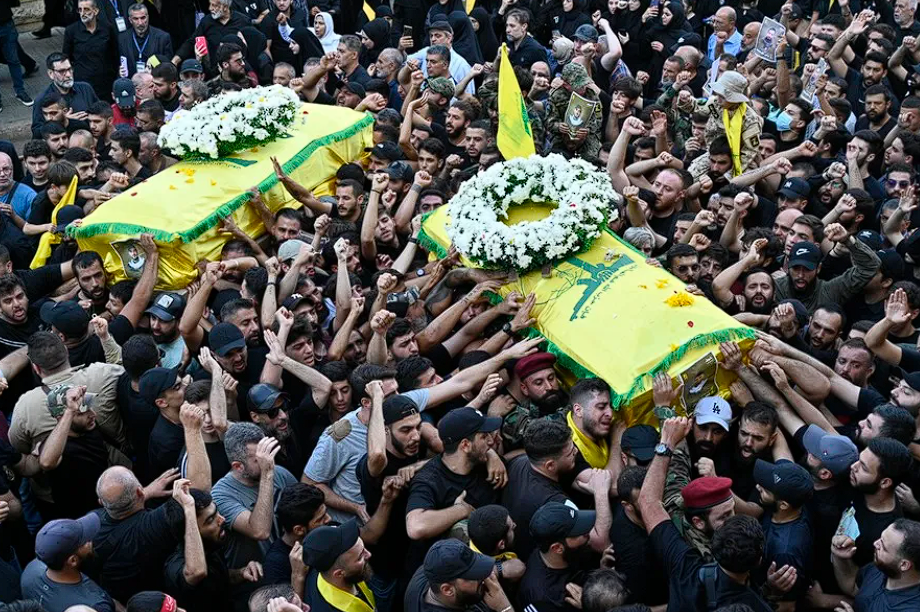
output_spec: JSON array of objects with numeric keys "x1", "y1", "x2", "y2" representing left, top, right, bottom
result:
[{"x1": 694, "y1": 396, "x2": 732, "y2": 431}]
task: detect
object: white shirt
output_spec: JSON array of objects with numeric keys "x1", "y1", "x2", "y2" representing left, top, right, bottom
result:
[{"x1": 408, "y1": 46, "x2": 476, "y2": 95}]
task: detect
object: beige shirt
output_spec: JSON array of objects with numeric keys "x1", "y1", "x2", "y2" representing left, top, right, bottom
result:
[{"x1": 9, "y1": 363, "x2": 128, "y2": 455}]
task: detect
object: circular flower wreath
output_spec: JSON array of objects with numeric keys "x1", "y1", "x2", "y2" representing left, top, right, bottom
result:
[{"x1": 446, "y1": 154, "x2": 618, "y2": 272}]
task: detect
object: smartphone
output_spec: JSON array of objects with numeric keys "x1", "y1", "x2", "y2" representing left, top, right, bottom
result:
[
  {"x1": 403, "y1": 25, "x2": 413, "y2": 38},
  {"x1": 195, "y1": 36, "x2": 208, "y2": 55},
  {"x1": 650, "y1": 0, "x2": 659, "y2": 6}
]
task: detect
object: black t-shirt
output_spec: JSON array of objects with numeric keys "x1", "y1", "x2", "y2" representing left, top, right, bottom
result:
[
  {"x1": 609, "y1": 505, "x2": 668, "y2": 605},
  {"x1": 405, "y1": 455, "x2": 501, "y2": 574},
  {"x1": 854, "y1": 563, "x2": 920, "y2": 611},
  {"x1": 851, "y1": 494, "x2": 903, "y2": 568},
  {"x1": 116, "y1": 372, "x2": 159, "y2": 483},
  {"x1": 193, "y1": 346, "x2": 269, "y2": 421},
  {"x1": 357, "y1": 446, "x2": 424, "y2": 582},
  {"x1": 0, "y1": 305, "x2": 42, "y2": 358},
  {"x1": 163, "y1": 545, "x2": 232, "y2": 612},
  {"x1": 16, "y1": 265, "x2": 63, "y2": 301},
  {"x1": 262, "y1": 537, "x2": 293, "y2": 585},
  {"x1": 47, "y1": 428, "x2": 109, "y2": 519},
  {"x1": 68, "y1": 335, "x2": 106, "y2": 368},
  {"x1": 92, "y1": 502, "x2": 183, "y2": 603},
  {"x1": 518, "y1": 549, "x2": 579, "y2": 612},
  {"x1": 404, "y1": 565, "x2": 490, "y2": 612},
  {"x1": 500, "y1": 455, "x2": 569, "y2": 562},
  {"x1": 757, "y1": 511, "x2": 813, "y2": 600},
  {"x1": 650, "y1": 520, "x2": 772, "y2": 612},
  {"x1": 148, "y1": 415, "x2": 186, "y2": 478},
  {"x1": 274, "y1": 392, "x2": 321, "y2": 477}
]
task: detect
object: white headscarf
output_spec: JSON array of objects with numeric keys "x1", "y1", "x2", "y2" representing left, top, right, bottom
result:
[{"x1": 316, "y1": 11, "x2": 341, "y2": 54}]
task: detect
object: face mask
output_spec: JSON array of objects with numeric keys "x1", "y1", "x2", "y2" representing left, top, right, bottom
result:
[{"x1": 774, "y1": 111, "x2": 794, "y2": 132}]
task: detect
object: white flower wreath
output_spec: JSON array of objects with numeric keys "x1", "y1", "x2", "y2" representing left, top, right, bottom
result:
[
  {"x1": 446, "y1": 154, "x2": 618, "y2": 272},
  {"x1": 158, "y1": 85, "x2": 300, "y2": 161}
]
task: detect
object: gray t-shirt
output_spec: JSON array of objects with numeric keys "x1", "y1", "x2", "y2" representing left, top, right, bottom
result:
[
  {"x1": 212, "y1": 466, "x2": 297, "y2": 569},
  {"x1": 303, "y1": 391, "x2": 429, "y2": 523},
  {"x1": 20, "y1": 559, "x2": 115, "y2": 612}
]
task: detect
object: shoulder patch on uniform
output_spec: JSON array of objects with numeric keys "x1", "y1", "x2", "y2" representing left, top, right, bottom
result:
[{"x1": 326, "y1": 418, "x2": 352, "y2": 442}]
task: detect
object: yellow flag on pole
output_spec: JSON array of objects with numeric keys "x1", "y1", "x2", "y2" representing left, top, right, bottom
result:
[
  {"x1": 363, "y1": 1, "x2": 375, "y2": 20},
  {"x1": 496, "y1": 43, "x2": 536, "y2": 160},
  {"x1": 31, "y1": 175, "x2": 78, "y2": 269},
  {"x1": 466, "y1": 0, "x2": 476, "y2": 13}
]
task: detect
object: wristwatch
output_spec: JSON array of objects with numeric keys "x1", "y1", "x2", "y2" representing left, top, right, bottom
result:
[
  {"x1": 502, "y1": 322, "x2": 513, "y2": 334},
  {"x1": 495, "y1": 560, "x2": 504, "y2": 580},
  {"x1": 654, "y1": 443, "x2": 673, "y2": 458}
]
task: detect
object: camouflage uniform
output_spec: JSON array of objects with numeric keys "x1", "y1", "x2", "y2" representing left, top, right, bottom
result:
[
  {"x1": 663, "y1": 447, "x2": 715, "y2": 561},
  {"x1": 545, "y1": 63, "x2": 602, "y2": 160},
  {"x1": 501, "y1": 403, "x2": 568, "y2": 452},
  {"x1": 478, "y1": 78, "x2": 546, "y2": 154}
]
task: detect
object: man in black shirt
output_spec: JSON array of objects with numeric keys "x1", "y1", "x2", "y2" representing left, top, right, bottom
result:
[
  {"x1": 140, "y1": 366, "x2": 192, "y2": 477},
  {"x1": 262, "y1": 483, "x2": 330, "y2": 586},
  {"x1": 0, "y1": 273, "x2": 43, "y2": 358},
  {"x1": 164, "y1": 481, "x2": 233, "y2": 612},
  {"x1": 357, "y1": 394, "x2": 426, "y2": 598},
  {"x1": 63, "y1": 0, "x2": 118, "y2": 100},
  {"x1": 637, "y1": 417, "x2": 779, "y2": 612},
  {"x1": 404, "y1": 538, "x2": 511, "y2": 612},
  {"x1": 40, "y1": 300, "x2": 105, "y2": 368},
  {"x1": 116, "y1": 335, "x2": 161, "y2": 483},
  {"x1": 246, "y1": 384, "x2": 312, "y2": 476},
  {"x1": 302, "y1": 520, "x2": 375, "y2": 612},
  {"x1": 518, "y1": 502, "x2": 596, "y2": 612}
]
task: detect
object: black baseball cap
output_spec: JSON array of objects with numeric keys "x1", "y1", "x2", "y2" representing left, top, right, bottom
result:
[
  {"x1": 787, "y1": 242, "x2": 822, "y2": 270},
  {"x1": 366, "y1": 141, "x2": 404, "y2": 162},
  {"x1": 383, "y1": 394, "x2": 420, "y2": 425},
  {"x1": 145, "y1": 292, "x2": 186, "y2": 322},
  {"x1": 386, "y1": 161, "x2": 414, "y2": 183},
  {"x1": 753, "y1": 459, "x2": 814, "y2": 507},
  {"x1": 303, "y1": 520, "x2": 360, "y2": 572},
  {"x1": 40, "y1": 300, "x2": 89, "y2": 339},
  {"x1": 620, "y1": 424, "x2": 658, "y2": 462},
  {"x1": 423, "y1": 539, "x2": 495, "y2": 583},
  {"x1": 180, "y1": 58, "x2": 204, "y2": 74},
  {"x1": 903, "y1": 371, "x2": 920, "y2": 392},
  {"x1": 777, "y1": 178, "x2": 810, "y2": 200},
  {"x1": 138, "y1": 367, "x2": 180, "y2": 405},
  {"x1": 344, "y1": 81, "x2": 366, "y2": 98},
  {"x1": 247, "y1": 383, "x2": 289, "y2": 413},
  {"x1": 54, "y1": 205, "x2": 84, "y2": 234},
  {"x1": 208, "y1": 322, "x2": 246, "y2": 356},
  {"x1": 855, "y1": 230, "x2": 883, "y2": 251},
  {"x1": 877, "y1": 249, "x2": 905, "y2": 281},
  {"x1": 437, "y1": 407, "x2": 501, "y2": 445},
  {"x1": 530, "y1": 502, "x2": 596, "y2": 545},
  {"x1": 35, "y1": 513, "x2": 100, "y2": 568}
]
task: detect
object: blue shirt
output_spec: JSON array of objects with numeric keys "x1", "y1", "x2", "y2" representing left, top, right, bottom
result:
[
  {"x1": 707, "y1": 29, "x2": 743, "y2": 61},
  {"x1": 855, "y1": 564, "x2": 920, "y2": 611},
  {"x1": 1, "y1": 182, "x2": 37, "y2": 220},
  {"x1": 407, "y1": 46, "x2": 476, "y2": 95}
]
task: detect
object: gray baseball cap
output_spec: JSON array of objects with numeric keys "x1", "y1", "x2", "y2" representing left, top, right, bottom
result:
[{"x1": 801, "y1": 424, "x2": 858, "y2": 476}]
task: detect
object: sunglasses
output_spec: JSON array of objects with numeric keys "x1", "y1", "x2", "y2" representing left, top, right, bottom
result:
[{"x1": 887, "y1": 178, "x2": 912, "y2": 189}]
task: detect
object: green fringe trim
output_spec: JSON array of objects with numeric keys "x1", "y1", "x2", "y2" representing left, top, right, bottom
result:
[
  {"x1": 71, "y1": 113, "x2": 376, "y2": 242},
  {"x1": 609, "y1": 326, "x2": 759, "y2": 409}
]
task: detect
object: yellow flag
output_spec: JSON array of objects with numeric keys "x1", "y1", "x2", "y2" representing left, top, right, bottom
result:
[
  {"x1": 363, "y1": 1, "x2": 374, "y2": 20},
  {"x1": 31, "y1": 175, "x2": 78, "y2": 269},
  {"x1": 466, "y1": 0, "x2": 475, "y2": 13},
  {"x1": 497, "y1": 44, "x2": 536, "y2": 160}
]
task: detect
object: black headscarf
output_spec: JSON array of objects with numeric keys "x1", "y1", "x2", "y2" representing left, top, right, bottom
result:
[
  {"x1": 470, "y1": 7, "x2": 499, "y2": 61},
  {"x1": 645, "y1": 0, "x2": 691, "y2": 53},
  {"x1": 558, "y1": 0, "x2": 591, "y2": 39},
  {"x1": 448, "y1": 10, "x2": 484, "y2": 65},
  {"x1": 359, "y1": 18, "x2": 391, "y2": 66}
]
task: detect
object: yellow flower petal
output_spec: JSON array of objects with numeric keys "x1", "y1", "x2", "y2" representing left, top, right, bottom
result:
[
  {"x1": 169, "y1": 185, "x2": 177, "y2": 190},
  {"x1": 185, "y1": 178, "x2": 194, "y2": 183},
  {"x1": 664, "y1": 292, "x2": 695, "y2": 307}
]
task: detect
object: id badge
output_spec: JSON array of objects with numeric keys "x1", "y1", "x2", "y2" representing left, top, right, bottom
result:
[
  {"x1": 115, "y1": 16, "x2": 127, "y2": 32},
  {"x1": 136, "y1": 61, "x2": 146, "y2": 74}
]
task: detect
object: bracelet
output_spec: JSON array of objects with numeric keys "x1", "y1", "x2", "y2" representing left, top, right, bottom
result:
[
  {"x1": 266, "y1": 281, "x2": 277, "y2": 287},
  {"x1": 408, "y1": 236, "x2": 418, "y2": 244},
  {"x1": 500, "y1": 606, "x2": 513, "y2": 612}
]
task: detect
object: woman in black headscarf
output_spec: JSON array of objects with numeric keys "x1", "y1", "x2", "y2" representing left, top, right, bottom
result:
[
  {"x1": 557, "y1": 0, "x2": 591, "y2": 39},
  {"x1": 426, "y1": 0, "x2": 465, "y2": 30},
  {"x1": 359, "y1": 17, "x2": 392, "y2": 67},
  {"x1": 469, "y1": 7, "x2": 499, "y2": 62},
  {"x1": 639, "y1": 0, "x2": 692, "y2": 89},
  {"x1": 448, "y1": 10, "x2": 484, "y2": 65}
]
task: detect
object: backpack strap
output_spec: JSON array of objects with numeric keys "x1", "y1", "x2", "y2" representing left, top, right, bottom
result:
[{"x1": 698, "y1": 563, "x2": 719, "y2": 612}]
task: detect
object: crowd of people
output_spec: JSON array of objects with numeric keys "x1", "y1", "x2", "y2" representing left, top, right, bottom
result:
[{"x1": 2, "y1": 0, "x2": 920, "y2": 611}]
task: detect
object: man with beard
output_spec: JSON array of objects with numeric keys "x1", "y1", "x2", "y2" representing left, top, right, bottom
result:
[
  {"x1": 165, "y1": 480, "x2": 238, "y2": 612},
  {"x1": 21, "y1": 513, "x2": 114, "y2": 612},
  {"x1": 567, "y1": 378, "x2": 614, "y2": 470},
  {"x1": 262, "y1": 483, "x2": 331, "y2": 586},
  {"x1": 195, "y1": 323, "x2": 268, "y2": 420},
  {"x1": 832, "y1": 518, "x2": 920, "y2": 610},
  {"x1": 845, "y1": 130, "x2": 886, "y2": 202},
  {"x1": 39, "y1": 384, "x2": 110, "y2": 519},
  {"x1": 406, "y1": 538, "x2": 507, "y2": 612},
  {"x1": 303, "y1": 520, "x2": 375, "y2": 612},
  {"x1": 145, "y1": 292, "x2": 187, "y2": 369},
  {"x1": 501, "y1": 353, "x2": 569, "y2": 452},
  {"x1": 72, "y1": 251, "x2": 111, "y2": 317},
  {"x1": 775, "y1": 230, "x2": 881, "y2": 314},
  {"x1": 208, "y1": 43, "x2": 254, "y2": 96},
  {"x1": 212, "y1": 423, "x2": 297, "y2": 600},
  {"x1": 64, "y1": 0, "x2": 118, "y2": 101},
  {"x1": 752, "y1": 460, "x2": 814, "y2": 601},
  {"x1": 518, "y1": 502, "x2": 596, "y2": 612},
  {"x1": 358, "y1": 394, "x2": 426, "y2": 606},
  {"x1": 443, "y1": 101, "x2": 472, "y2": 156},
  {"x1": 839, "y1": 438, "x2": 912, "y2": 568},
  {"x1": 141, "y1": 366, "x2": 193, "y2": 478},
  {"x1": 666, "y1": 244, "x2": 701, "y2": 285},
  {"x1": 32, "y1": 54, "x2": 99, "y2": 140},
  {"x1": 221, "y1": 298, "x2": 262, "y2": 348},
  {"x1": 857, "y1": 85, "x2": 897, "y2": 140},
  {"x1": 503, "y1": 419, "x2": 611, "y2": 562},
  {"x1": 150, "y1": 62, "x2": 181, "y2": 118},
  {"x1": 802, "y1": 306, "x2": 845, "y2": 364},
  {"x1": 0, "y1": 274, "x2": 44, "y2": 358},
  {"x1": 712, "y1": 238, "x2": 775, "y2": 315}
]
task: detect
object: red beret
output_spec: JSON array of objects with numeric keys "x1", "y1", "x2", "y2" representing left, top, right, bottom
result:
[
  {"x1": 680, "y1": 476, "x2": 733, "y2": 510},
  {"x1": 514, "y1": 352, "x2": 556, "y2": 381}
]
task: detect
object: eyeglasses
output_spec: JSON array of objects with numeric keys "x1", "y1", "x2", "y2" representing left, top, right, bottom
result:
[{"x1": 886, "y1": 178, "x2": 912, "y2": 189}]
